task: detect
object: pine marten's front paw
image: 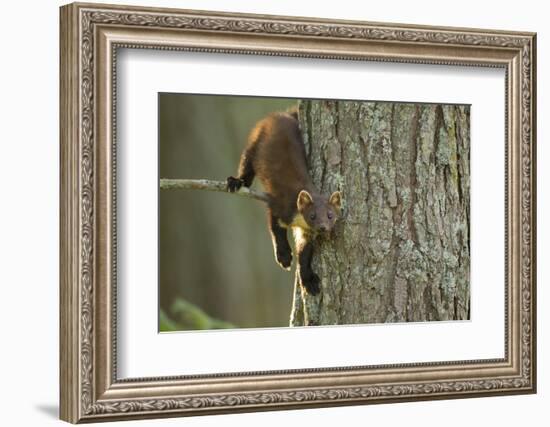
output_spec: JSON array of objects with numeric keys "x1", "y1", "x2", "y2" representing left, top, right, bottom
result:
[
  {"x1": 302, "y1": 273, "x2": 320, "y2": 296},
  {"x1": 226, "y1": 176, "x2": 243, "y2": 193},
  {"x1": 275, "y1": 249, "x2": 292, "y2": 271}
]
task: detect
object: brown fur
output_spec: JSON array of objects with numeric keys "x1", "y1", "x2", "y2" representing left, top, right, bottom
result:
[
  {"x1": 249, "y1": 112, "x2": 313, "y2": 224},
  {"x1": 227, "y1": 109, "x2": 342, "y2": 295}
]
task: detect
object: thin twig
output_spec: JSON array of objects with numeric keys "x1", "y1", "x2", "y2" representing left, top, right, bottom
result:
[{"x1": 160, "y1": 179, "x2": 269, "y2": 203}]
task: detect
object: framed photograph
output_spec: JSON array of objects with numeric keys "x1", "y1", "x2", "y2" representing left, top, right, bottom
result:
[{"x1": 60, "y1": 2, "x2": 537, "y2": 423}]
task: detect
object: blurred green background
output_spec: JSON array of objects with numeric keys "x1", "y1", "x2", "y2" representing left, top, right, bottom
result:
[{"x1": 159, "y1": 93, "x2": 297, "y2": 332}]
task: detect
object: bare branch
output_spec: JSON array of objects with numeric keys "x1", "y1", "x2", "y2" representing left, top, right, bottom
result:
[{"x1": 160, "y1": 179, "x2": 269, "y2": 203}]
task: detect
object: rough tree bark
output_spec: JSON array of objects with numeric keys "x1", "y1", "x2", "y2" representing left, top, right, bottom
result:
[{"x1": 290, "y1": 100, "x2": 470, "y2": 326}]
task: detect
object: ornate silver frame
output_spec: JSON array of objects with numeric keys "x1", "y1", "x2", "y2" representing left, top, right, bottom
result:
[{"x1": 60, "y1": 2, "x2": 537, "y2": 423}]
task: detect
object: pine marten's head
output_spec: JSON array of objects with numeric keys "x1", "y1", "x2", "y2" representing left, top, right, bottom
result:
[{"x1": 296, "y1": 190, "x2": 342, "y2": 236}]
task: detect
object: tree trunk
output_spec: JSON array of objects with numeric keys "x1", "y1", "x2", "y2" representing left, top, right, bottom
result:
[{"x1": 290, "y1": 100, "x2": 470, "y2": 326}]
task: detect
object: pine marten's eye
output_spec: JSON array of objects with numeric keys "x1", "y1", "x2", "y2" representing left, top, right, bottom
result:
[
  {"x1": 327, "y1": 212, "x2": 333, "y2": 220},
  {"x1": 309, "y1": 213, "x2": 316, "y2": 220}
]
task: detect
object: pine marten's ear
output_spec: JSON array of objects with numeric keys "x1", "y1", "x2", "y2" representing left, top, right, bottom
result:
[
  {"x1": 329, "y1": 191, "x2": 342, "y2": 212},
  {"x1": 297, "y1": 190, "x2": 313, "y2": 211}
]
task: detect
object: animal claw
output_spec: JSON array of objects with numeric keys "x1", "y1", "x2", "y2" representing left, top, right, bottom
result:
[
  {"x1": 302, "y1": 273, "x2": 320, "y2": 296},
  {"x1": 226, "y1": 176, "x2": 243, "y2": 192},
  {"x1": 276, "y1": 250, "x2": 292, "y2": 270}
]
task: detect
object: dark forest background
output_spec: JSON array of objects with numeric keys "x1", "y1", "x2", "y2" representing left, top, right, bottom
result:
[{"x1": 159, "y1": 94, "x2": 297, "y2": 331}]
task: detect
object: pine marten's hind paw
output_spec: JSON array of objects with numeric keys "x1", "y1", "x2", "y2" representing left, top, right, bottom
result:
[
  {"x1": 275, "y1": 249, "x2": 292, "y2": 271},
  {"x1": 226, "y1": 176, "x2": 243, "y2": 193}
]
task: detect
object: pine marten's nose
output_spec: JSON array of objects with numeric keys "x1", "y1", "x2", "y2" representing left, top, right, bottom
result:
[{"x1": 319, "y1": 225, "x2": 327, "y2": 232}]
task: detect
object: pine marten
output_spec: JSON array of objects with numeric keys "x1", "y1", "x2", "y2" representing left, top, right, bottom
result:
[{"x1": 227, "y1": 108, "x2": 342, "y2": 296}]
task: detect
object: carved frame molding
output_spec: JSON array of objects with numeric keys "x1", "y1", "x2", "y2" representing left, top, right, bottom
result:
[{"x1": 60, "y1": 2, "x2": 536, "y2": 423}]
